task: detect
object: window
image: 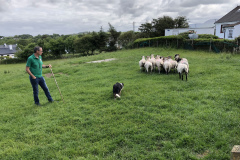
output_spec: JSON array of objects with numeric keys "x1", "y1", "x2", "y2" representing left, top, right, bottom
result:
[{"x1": 228, "y1": 30, "x2": 233, "y2": 38}]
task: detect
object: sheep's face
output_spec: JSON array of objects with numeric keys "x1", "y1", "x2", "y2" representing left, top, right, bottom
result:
[{"x1": 174, "y1": 54, "x2": 180, "y2": 60}]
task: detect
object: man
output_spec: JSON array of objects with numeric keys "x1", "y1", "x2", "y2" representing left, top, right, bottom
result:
[{"x1": 26, "y1": 46, "x2": 53, "y2": 106}]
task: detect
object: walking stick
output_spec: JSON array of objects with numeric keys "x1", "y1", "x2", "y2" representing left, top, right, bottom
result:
[{"x1": 50, "y1": 67, "x2": 64, "y2": 103}]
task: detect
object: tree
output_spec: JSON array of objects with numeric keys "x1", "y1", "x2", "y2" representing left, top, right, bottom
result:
[
  {"x1": 48, "y1": 37, "x2": 65, "y2": 57},
  {"x1": 152, "y1": 16, "x2": 175, "y2": 37},
  {"x1": 118, "y1": 31, "x2": 136, "y2": 48},
  {"x1": 107, "y1": 23, "x2": 121, "y2": 51},
  {"x1": 97, "y1": 27, "x2": 108, "y2": 53},
  {"x1": 0, "y1": 37, "x2": 17, "y2": 45},
  {"x1": 74, "y1": 34, "x2": 96, "y2": 55},
  {"x1": 17, "y1": 39, "x2": 30, "y2": 50},
  {"x1": 174, "y1": 16, "x2": 189, "y2": 28},
  {"x1": 15, "y1": 34, "x2": 33, "y2": 39},
  {"x1": 37, "y1": 38, "x2": 51, "y2": 57},
  {"x1": 138, "y1": 22, "x2": 154, "y2": 38},
  {"x1": 139, "y1": 15, "x2": 189, "y2": 37},
  {"x1": 15, "y1": 43, "x2": 36, "y2": 60},
  {"x1": 65, "y1": 35, "x2": 77, "y2": 54}
]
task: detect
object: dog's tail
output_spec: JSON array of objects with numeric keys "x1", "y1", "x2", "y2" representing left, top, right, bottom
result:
[{"x1": 115, "y1": 94, "x2": 121, "y2": 98}]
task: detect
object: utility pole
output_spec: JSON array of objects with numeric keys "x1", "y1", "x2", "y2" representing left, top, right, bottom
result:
[{"x1": 133, "y1": 22, "x2": 135, "y2": 32}]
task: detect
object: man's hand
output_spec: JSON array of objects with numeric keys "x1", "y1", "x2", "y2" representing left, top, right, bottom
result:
[{"x1": 45, "y1": 64, "x2": 52, "y2": 68}]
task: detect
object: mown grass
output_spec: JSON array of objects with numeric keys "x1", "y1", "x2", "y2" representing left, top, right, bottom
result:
[{"x1": 0, "y1": 48, "x2": 239, "y2": 159}]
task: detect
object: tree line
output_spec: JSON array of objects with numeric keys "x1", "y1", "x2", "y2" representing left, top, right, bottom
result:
[{"x1": 0, "y1": 16, "x2": 188, "y2": 60}]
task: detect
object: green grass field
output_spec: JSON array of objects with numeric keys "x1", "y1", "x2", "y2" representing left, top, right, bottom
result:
[{"x1": 0, "y1": 48, "x2": 239, "y2": 159}]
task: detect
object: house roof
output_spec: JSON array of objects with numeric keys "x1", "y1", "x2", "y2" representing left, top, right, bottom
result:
[
  {"x1": 0, "y1": 44, "x2": 17, "y2": 55},
  {"x1": 223, "y1": 22, "x2": 240, "y2": 28},
  {"x1": 215, "y1": 6, "x2": 240, "y2": 23}
]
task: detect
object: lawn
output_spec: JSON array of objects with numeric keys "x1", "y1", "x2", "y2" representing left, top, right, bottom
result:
[{"x1": 0, "y1": 47, "x2": 239, "y2": 159}]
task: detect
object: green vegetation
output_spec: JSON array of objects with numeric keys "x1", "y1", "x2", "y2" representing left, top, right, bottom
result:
[{"x1": 0, "y1": 48, "x2": 239, "y2": 159}]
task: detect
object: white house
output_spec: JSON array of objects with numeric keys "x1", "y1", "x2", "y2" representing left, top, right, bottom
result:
[
  {"x1": 215, "y1": 6, "x2": 240, "y2": 39},
  {"x1": 0, "y1": 44, "x2": 17, "y2": 58},
  {"x1": 165, "y1": 6, "x2": 240, "y2": 40},
  {"x1": 165, "y1": 19, "x2": 216, "y2": 36}
]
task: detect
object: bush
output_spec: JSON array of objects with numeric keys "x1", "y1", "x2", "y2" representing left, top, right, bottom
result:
[
  {"x1": 198, "y1": 34, "x2": 219, "y2": 39},
  {"x1": 178, "y1": 32, "x2": 190, "y2": 39}
]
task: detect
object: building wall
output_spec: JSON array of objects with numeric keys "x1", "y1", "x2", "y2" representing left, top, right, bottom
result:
[
  {"x1": 165, "y1": 28, "x2": 214, "y2": 36},
  {"x1": 233, "y1": 25, "x2": 240, "y2": 39},
  {"x1": 215, "y1": 22, "x2": 240, "y2": 39}
]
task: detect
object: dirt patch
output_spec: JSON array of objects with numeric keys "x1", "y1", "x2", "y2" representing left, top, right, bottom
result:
[
  {"x1": 45, "y1": 72, "x2": 68, "y2": 78},
  {"x1": 45, "y1": 73, "x2": 52, "y2": 78},
  {"x1": 86, "y1": 58, "x2": 116, "y2": 63},
  {"x1": 197, "y1": 150, "x2": 209, "y2": 159}
]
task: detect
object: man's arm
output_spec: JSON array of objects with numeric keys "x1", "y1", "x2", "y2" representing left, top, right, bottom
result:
[{"x1": 26, "y1": 66, "x2": 36, "y2": 79}]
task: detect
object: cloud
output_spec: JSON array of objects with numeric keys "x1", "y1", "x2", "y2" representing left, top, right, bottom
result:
[
  {"x1": 0, "y1": 0, "x2": 11, "y2": 12},
  {"x1": 0, "y1": 0, "x2": 240, "y2": 36},
  {"x1": 179, "y1": 0, "x2": 229, "y2": 7}
]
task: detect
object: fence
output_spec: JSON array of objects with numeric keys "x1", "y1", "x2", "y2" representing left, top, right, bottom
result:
[{"x1": 131, "y1": 36, "x2": 240, "y2": 53}]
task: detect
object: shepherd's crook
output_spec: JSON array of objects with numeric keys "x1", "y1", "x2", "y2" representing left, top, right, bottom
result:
[{"x1": 50, "y1": 67, "x2": 64, "y2": 102}]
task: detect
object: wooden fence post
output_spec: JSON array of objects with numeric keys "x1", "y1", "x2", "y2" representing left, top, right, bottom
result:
[{"x1": 209, "y1": 38, "x2": 212, "y2": 52}]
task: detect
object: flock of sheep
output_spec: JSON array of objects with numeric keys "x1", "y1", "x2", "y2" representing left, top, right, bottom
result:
[{"x1": 139, "y1": 54, "x2": 189, "y2": 81}]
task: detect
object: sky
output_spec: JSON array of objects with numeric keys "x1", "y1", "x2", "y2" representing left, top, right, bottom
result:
[{"x1": 0, "y1": 0, "x2": 240, "y2": 37}]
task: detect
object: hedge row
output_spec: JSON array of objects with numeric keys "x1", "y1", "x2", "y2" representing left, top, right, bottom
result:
[{"x1": 132, "y1": 36, "x2": 240, "y2": 53}]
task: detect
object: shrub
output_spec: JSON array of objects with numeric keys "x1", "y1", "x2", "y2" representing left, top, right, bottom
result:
[{"x1": 198, "y1": 34, "x2": 219, "y2": 39}]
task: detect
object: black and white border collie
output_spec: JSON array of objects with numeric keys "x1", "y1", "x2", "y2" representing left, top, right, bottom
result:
[{"x1": 113, "y1": 82, "x2": 124, "y2": 99}]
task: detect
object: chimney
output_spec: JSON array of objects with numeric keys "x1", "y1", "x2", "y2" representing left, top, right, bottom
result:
[
  {"x1": 9, "y1": 45, "x2": 13, "y2": 50},
  {"x1": 4, "y1": 43, "x2": 7, "y2": 47}
]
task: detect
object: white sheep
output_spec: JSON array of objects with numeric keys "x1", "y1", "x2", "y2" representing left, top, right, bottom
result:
[
  {"x1": 177, "y1": 63, "x2": 189, "y2": 81},
  {"x1": 144, "y1": 56, "x2": 153, "y2": 73},
  {"x1": 168, "y1": 58, "x2": 178, "y2": 73},
  {"x1": 149, "y1": 54, "x2": 156, "y2": 70},
  {"x1": 139, "y1": 56, "x2": 146, "y2": 71},
  {"x1": 155, "y1": 55, "x2": 163, "y2": 74},
  {"x1": 174, "y1": 54, "x2": 189, "y2": 68},
  {"x1": 163, "y1": 58, "x2": 172, "y2": 74}
]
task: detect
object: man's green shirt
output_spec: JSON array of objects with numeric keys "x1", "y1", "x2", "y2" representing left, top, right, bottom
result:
[{"x1": 26, "y1": 54, "x2": 43, "y2": 78}]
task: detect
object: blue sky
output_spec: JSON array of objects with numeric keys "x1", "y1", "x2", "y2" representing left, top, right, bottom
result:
[{"x1": 0, "y1": 0, "x2": 239, "y2": 36}]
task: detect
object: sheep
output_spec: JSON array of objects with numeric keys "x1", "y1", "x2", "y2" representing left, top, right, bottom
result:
[
  {"x1": 174, "y1": 54, "x2": 189, "y2": 68},
  {"x1": 168, "y1": 58, "x2": 178, "y2": 73},
  {"x1": 163, "y1": 58, "x2": 172, "y2": 74},
  {"x1": 139, "y1": 56, "x2": 146, "y2": 71},
  {"x1": 162, "y1": 56, "x2": 178, "y2": 74},
  {"x1": 149, "y1": 54, "x2": 156, "y2": 70},
  {"x1": 177, "y1": 63, "x2": 189, "y2": 81},
  {"x1": 155, "y1": 55, "x2": 163, "y2": 74},
  {"x1": 144, "y1": 56, "x2": 153, "y2": 73}
]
